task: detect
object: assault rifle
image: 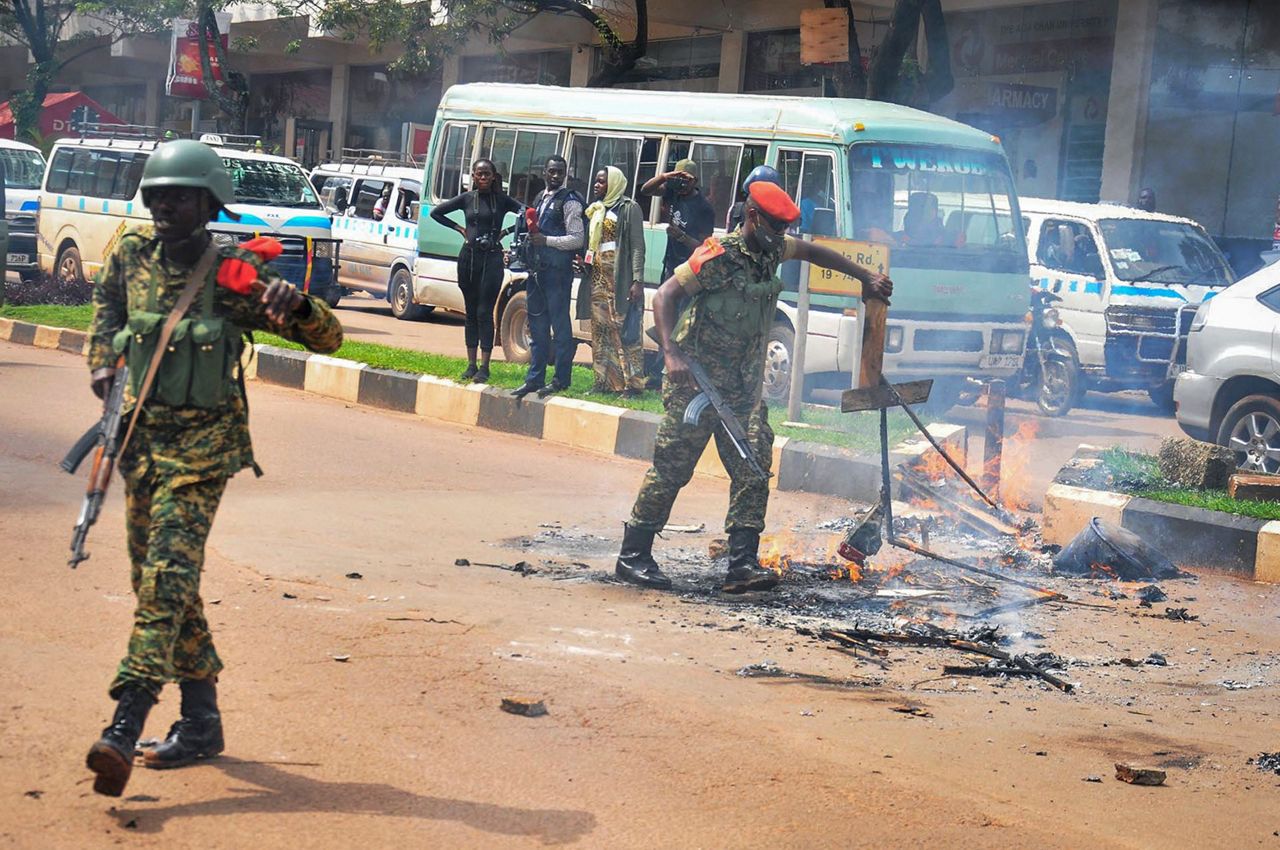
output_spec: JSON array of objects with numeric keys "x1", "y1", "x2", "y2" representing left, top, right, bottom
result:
[
  {"x1": 681, "y1": 356, "x2": 772, "y2": 481},
  {"x1": 62, "y1": 362, "x2": 129, "y2": 568}
]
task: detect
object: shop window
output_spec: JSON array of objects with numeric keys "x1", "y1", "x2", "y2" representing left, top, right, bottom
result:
[
  {"x1": 605, "y1": 36, "x2": 721, "y2": 90},
  {"x1": 432, "y1": 123, "x2": 476, "y2": 201},
  {"x1": 460, "y1": 50, "x2": 571, "y2": 86},
  {"x1": 743, "y1": 29, "x2": 823, "y2": 93}
]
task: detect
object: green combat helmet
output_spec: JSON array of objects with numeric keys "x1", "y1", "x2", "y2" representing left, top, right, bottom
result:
[{"x1": 140, "y1": 139, "x2": 236, "y2": 210}]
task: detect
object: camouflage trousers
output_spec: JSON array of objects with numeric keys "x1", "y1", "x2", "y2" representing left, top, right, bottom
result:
[
  {"x1": 109, "y1": 455, "x2": 227, "y2": 699},
  {"x1": 590, "y1": 265, "x2": 644, "y2": 392},
  {"x1": 629, "y1": 380, "x2": 773, "y2": 533}
]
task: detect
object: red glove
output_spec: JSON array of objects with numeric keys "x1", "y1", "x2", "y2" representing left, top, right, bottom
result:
[{"x1": 216, "y1": 237, "x2": 284, "y2": 295}]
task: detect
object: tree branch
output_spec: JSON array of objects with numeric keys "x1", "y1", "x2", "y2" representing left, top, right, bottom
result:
[
  {"x1": 867, "y1": 0, "x2": 924, "y2": 102},
  {"x1": 918, "y1": 0, "x2": 953, "y2": 102}
]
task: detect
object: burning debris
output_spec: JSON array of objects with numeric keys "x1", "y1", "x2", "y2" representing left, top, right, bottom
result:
[{"x1": 1053, "y1": 519, "x2": 1182, "y2": 581}]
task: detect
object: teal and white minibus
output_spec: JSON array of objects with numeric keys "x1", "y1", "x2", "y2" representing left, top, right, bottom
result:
[
  {"x1": 38, "y1": 129, "x2": 341, "y2": 304},
  {"x1": 412, "y1": 83, "x2": 1029, "y2": 404}
]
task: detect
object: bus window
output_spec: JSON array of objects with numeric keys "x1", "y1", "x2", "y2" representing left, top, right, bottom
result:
[
  {"x1": 779, "y1": 149, "x2": 836, "y2": 236},
  {"x1": 567, "y1": 133, "x2": 642, "y2": 199},
  {"x1": 634, "y1": 136, "x2": 662, "y2": 212},
  {"x1": 481, "y1": 126, "x2": 561, "y2": 207},
  {"x1": 688, "y1": 140, "x2": 743, "y2": 230},
  {"x1": 432, "y1": 122, "x2": 476, "y2": 201}
]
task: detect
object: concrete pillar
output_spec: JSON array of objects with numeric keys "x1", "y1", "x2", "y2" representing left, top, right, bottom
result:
[
  {"x1": 328, "y1": 63, "x2": 350, "y2": 158},
  {"x1": 570, "y1": 46, "x2": 592, "y2": 87},
  {"x1": 1099, "y1": 0, "x2": 1157, "y2": 205},
  {"x1": 441, "y1": 55, "x2": 460, "y2": 92},
  {"x1": 719, "y1": 30, "x2": 745, "y2": 93},
  {"x1": 144, "y1": 78, "x2": 159, "y2": 127}
]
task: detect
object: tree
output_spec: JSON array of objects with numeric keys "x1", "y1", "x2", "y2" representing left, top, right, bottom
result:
[
  {"x1": 301, "y1": 0, "x2": 647, "y2": 87},
  {"x1": 195, "y1": 0, "x2": 249, "y2": 130},
  {"x1": 0, "y1": 0, "x2": 183, "y2": 140},
  {"x1": 822, "y1": 0, "x2": 953, "y2": 106}
]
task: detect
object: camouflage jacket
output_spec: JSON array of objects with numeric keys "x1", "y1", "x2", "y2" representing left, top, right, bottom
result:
[
  {"x1": 89, "y1": 226, "x2": 344, "y2": 483},
  {"x1": 671, "y1": 231, "x2": 797, "y2": 394}
]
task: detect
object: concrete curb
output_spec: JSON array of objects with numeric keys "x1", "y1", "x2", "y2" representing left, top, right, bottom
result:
[
  {"x1": 0, "y1": 320, "x2": 967, "y2": 506},
  {"x1": 1042, "y1": 448, "x2": 1278, "y2": 582}
]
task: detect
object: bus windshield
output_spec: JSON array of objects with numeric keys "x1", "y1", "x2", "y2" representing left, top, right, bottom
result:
[
  {"x1": 850, "y1": 144, "x2": 1025, "y2": 272},
  {"x1": 222, "y1": 157, "x2": 321, "y2": 209},
  {"x1": 1097, "y1": 218, "x2": 1234, "y2": 287},
  {"x1": 2, "y1": 147, "x2": 47, "y2": 190}
]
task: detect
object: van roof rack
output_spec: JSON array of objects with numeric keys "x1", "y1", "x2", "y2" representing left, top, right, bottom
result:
[
  {"x1": 337, "y1": 148, "x2": 421, "y2": 173},
  {"x1": 77, "y1": 123, "x2": 165, "y2": 144},
  {"x1": 200, "y1": 132, "x2": 265, "y2": 151}
]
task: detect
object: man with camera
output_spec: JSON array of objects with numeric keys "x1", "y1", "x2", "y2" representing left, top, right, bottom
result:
[{"x1": 513, "y1": 155, "x2": 585, "y2": 399}]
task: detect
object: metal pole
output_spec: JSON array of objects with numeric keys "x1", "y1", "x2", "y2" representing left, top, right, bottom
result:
[
  {"x1": 982, "y1": 379, "x2": 1006, "y2": 500},
  {"x1": 786, "y1": 258, "x2": 811, "y2": 423}
]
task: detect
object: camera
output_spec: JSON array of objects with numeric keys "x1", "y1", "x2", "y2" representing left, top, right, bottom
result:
[
  {"x1": 473, "y1": 232, "x2": 498, "y2": 252},
  {"x1": 668, "y1": 175, "x2": 689, "y2": 194}
]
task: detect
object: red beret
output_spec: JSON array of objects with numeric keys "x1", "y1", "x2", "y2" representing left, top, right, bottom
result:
[{"x1": 748, "y1": 181, "x2": 801, "y2": 223}]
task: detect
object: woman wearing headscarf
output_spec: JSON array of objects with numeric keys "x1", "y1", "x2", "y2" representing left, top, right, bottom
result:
[{"x1": 581, "y1": 166, "x2": 646, "y2": 395}]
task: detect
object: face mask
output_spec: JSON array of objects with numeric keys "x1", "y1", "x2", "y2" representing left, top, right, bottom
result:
[{"x1": 753, "y1": 221, "x2": 786, "y2": 253}]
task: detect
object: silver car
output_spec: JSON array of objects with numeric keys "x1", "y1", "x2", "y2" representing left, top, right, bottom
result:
[{"x1": 1175, "y1": 261, "x2": 1280, "y2": 472}]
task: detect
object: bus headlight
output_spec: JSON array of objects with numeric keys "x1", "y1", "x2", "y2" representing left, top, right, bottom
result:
[
  {"x1": 991, "y1": 329, "x2": 1025, "y2": 354},
  {"x1": 885, "y1": 325, "x2": 904, "y2": 353}
]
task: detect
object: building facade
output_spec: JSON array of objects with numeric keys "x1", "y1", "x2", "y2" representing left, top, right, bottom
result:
[{"x1": 2, "y1": 0, "x2": 1275, "y2": 264}]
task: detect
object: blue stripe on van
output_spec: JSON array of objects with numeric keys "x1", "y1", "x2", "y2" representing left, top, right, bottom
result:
[
  {"x1": 19, "y1": 200, "x2": 38, "y2": 211},
  {"x1": 56, "y1": 196, "x2": 63, "y2": 209},
  {"x1": 219, "y1": 211, "x2": 269, "y2": 226},
  {"x1": 126, "y1": 202, "x2": 134, "y2": 215},
  {"x1": 281, "y1": 215, "x2": 330, "y2": 229},
  {"x1": 78, "y1": 197, "x2": 85, "y2": 211},
  {"x1": 1084, "y1": 282, "x2": 1102, "y2": 295},
  {"x1": 101, "y1": 200, "x2": 109, "y2": 213},
  {"x1": 1112, "y1": 285, "x2": 1185, "y2": 300}
]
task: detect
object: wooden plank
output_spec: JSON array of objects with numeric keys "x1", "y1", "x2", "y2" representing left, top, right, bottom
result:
[
  {"x1": 800, "y1": 8, "x2": 850, "y2": 65},
  {"x1": 858, "y1": 297, "x2": 888, "y2": 389},
  {"x1": 841, "y1": 379, "x2": 932, "y2": 412},
  {"x1": 1228, "y1": 472, "x2": 1280, "y2": 502}
]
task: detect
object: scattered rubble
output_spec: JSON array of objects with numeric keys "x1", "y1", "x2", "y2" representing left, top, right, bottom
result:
[
  {"x1": 1247, "y1": 753, "x2": 1280, "y2": 775},
  {"x1": 345, "y1": 572, "x2": 363, "y2": 580},
  {"x1": 1164, "y1": 608, "x2": 1199, "y2": 622},
  {"x1": 501, "y1": 697, "x2": 548, "y2": 717},
  {"x1": 1114, "y1": 763, "x2": 1167, "y2": 786},
  {"x1": 455, "y1": 557, "x2": 537, "y2": 576},
  {"x1": 1137, "y1": 585, "x2": 1167, "y2": 605},
  {"x1": 1158, "y1": 437, "x2": 1235, "y2": 490},
  {"x1": 331, "y1": 654, "x2": 351, "y2": 662}
]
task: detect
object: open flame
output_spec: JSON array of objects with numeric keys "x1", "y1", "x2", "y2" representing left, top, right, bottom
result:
[{"x1": 993, "y1": 419, "x2": 1041, "y2": 510}]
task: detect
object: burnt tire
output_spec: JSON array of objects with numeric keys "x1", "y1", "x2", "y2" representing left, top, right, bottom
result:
[
  {"x1": 1216, "y1": 394, "x2": 1280, "y2": 474},
  {"x1": 55, "y1": 245, "x2": 84, "y2": 286},
  {"x1": 389, "y1": 268, "x2": 428, "y2": 320},
  {"x1": 500, "y1": 290, "x2": 532, "y2": 364},
  {"x1": 760, "y1": 323, "x2": 795, "y2": 405}
]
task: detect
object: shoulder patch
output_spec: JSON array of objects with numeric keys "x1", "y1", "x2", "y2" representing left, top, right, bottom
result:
[{"x1": 687, "y1": 237, "x2": 725, "y2": 275}]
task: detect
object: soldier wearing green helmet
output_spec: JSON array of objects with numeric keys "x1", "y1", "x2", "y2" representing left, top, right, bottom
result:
[{"x1": 83, "y1": 138, "x2": 343, "y2": 797}]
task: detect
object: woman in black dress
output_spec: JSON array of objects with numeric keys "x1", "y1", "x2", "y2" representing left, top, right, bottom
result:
[{"x1": 430, "y1": 159, "x2": 524, "y2": 383}]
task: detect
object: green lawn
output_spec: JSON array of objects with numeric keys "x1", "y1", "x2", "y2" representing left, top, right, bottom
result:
[
  {"x1": 5, "y1": 303, "x2": 925, "y2": 455},
  {"x1": 1099, "y1": 447, "x2": 1280, "y2": 521}
]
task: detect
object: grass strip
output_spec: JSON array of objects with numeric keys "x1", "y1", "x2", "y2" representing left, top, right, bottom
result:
[
  {"x1": 1098, "y1": 446, "x2": 1280, "y2": 521},
  {"x1": 5, "y1": 303, "x2": 924, "y2": 454}
]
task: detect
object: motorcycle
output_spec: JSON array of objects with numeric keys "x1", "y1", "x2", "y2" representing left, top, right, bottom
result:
[{"x1": 1016, "y1": 288, "x2": 1080, "y2": 417}]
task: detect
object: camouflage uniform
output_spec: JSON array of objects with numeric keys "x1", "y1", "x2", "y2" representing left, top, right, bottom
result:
[
  {"x1": 629, "y1": 231, "x2": 797, "y2": 533},
  {"x1": 88, "y1": 226, "x2": 343, "y2": 698}
]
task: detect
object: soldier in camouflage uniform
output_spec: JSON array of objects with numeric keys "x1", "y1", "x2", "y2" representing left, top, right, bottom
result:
[
  {"x1": 84, "y1": 140, "x2": 343, "y2": 797},
  {"x1": 615, "y1": 181, "x2": 892, "y2": 593}
]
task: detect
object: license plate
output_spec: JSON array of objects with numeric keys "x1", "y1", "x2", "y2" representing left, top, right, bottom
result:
[
  {"x1": 6, "y1": 253, "x2": 29, "y2": 264},
  {"x1": 980, "y1": 353, "x2": 1023, "y2": 370}
]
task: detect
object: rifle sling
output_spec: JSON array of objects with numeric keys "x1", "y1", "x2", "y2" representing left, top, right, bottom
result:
[{"x1": 118, "y1": 243, "x2": 220, "y2": 459}]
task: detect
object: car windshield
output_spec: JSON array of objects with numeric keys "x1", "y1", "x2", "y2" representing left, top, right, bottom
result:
[
  {"x1": 1097, "y1": 218, "x2": 1234, "y2": 287},
  {"x1": 850, "y1": 144, "x2": 1026, "y2": 272},
  {"x1": 1, "y1": 147, "x2": 47, "y2": 190},
  {"x1": 221, "y1": 157, "x2": 321, "y2": 208}
]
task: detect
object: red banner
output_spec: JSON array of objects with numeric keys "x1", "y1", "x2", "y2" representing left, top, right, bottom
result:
[{"x1": 167, "y1": 16, "x2": 229, "y2": 100}]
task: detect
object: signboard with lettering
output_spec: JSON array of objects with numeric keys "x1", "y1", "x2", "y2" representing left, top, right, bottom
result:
[
  {"x1": 167, "y1": 15, "x2": 230, "y2": 100},
  {"x1": 985, "y1": 82, "x2": 1058, "y2": 126},
  {"x1": 807, "y1": 237, "x2": 890, "y2": 297}
]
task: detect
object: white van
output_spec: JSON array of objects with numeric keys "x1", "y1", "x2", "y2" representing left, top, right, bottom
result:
[
  {"x1": 310, "y1": 155, "x2": 421, "y2": 315},
  {"x1": 38, "y1": 129, "x2": 341, "y2": 303},
  {"x1": 1, "y1": 138, "x2": 47, "y2": 282},
  {"x1": 1019, "y1": 198, "x2": 1236, "y2": 409}
]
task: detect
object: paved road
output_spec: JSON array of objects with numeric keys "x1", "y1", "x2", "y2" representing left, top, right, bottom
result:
[
  {"x1": 332, "y1": 292, "x2": 1180, "y2": 508},
  {"x1": 3, "y1": 339, "x2": 1278, "y2": 848}
]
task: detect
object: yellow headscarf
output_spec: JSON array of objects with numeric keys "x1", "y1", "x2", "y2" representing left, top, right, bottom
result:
[{"x1": 585, "y1": 166, "x2": 628, "y2": 254}]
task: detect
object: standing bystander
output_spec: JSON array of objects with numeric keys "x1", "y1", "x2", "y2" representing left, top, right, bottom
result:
[{"x1": 582, "y1": 166, "x2": 646, "y2": 395}]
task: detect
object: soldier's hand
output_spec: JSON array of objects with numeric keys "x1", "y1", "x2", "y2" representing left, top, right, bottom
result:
[
  {"x1": 664, "y1": 346, "x2": 692, "y2": 387},
  {"x1": 865, "y1": 273, "x2": 893, "y2": 304},
  {"x1": 262, "y1": 279, "x2": 304, "y2": 325},
  {"x1": 91, "y1": 367, "x2": 115, "y2": 402}
]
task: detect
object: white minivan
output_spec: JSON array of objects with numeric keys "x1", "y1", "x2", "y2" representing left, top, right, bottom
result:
[
  {"x1": 1019, "y1": 198, "x2": 1236, "y2": 410},
  {"x1": 1, "y1": 138, "x2": 47, "y2": 282},
  {"x1": 39, "y1": 129, "x2": 341, "y2": 303},
  {"x1": 310, "y1": 156, "x2": 421, "y2": 315}
]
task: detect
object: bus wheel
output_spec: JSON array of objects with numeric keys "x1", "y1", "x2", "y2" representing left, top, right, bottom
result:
[
  {"x1": 56, "y1": 245, "x2": 84, "y2": 285},
  {"x1": 390, "y1": 268, "x2": 429, "y2": 320},
  {"x1": 761, "y1": 324, "x2": 795, "y2": 405},
  {"x1": 500, "y1": 291, "x2": 532, "y2": 363}
]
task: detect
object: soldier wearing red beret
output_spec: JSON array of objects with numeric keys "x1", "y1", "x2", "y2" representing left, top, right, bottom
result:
[{"x1": 615, "y1": 180, "x2": 893, "y2": 593}]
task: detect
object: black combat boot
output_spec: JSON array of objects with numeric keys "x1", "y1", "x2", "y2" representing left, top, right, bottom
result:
[
  {"x1": 143, "y1": 678, "x2": 224, "y2": 770},
  {"x1": 86, "y1": 686, "x2": 155, "y2": 797},
  {"x1": 615, "y1": 523, "x2": 673, "y2": 589},
  {"x1": 722, "y1": 529, "x2": 780, "y2": 594}
]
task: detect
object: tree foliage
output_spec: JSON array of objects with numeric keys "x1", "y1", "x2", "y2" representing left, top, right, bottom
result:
[{"x1": 0, "y1": 0, "x2": 184, "y2": 139}]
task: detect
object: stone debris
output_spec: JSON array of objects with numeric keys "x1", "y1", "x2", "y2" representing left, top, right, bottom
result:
[
  {"x1": 1157, "y1": 437, "x2": 1235, "y2": 490},
  {"x1": 1114, "y1": 763, "x2": 1166, "y2": 786},
  {"x1": 501, "y1": 697, "x2": 548, "y2": 717},
  {"x1": 1247, "y1": 753, "x2": 1280, "y2": 775}
]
